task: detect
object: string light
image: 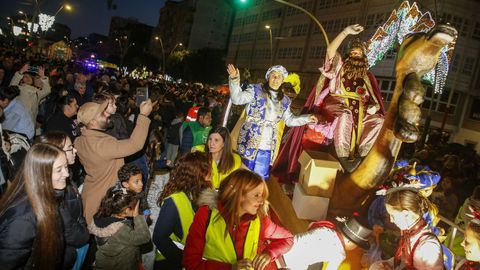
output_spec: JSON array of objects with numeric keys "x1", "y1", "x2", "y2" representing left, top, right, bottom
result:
[
  {"x1": 129, "y1": 67, "x2": 152, "y2": 80},
  {"x1": 13, "y1": 26, "x2": 22, "y2": 36},
  {"x1": 38, "y1": 13, "x2": 55, "y2": 32},
  {"x1": 27, "y1": 22, "x2": 39, "y2": 33},
  {"x1": 366, "y1": 1, "x2": 456, "y2": 94}
]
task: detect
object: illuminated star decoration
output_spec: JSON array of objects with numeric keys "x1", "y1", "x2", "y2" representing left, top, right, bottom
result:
[{"x1": 366, "y1": 1, "x2": 457, "y2": 94}]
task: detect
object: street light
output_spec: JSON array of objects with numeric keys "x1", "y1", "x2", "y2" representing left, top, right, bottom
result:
[
  {"x1": 155, "y1": 36, "x2": 166, "y2": 73},
  {"x1": 54, "y1": 3, "x2": 72, "y2": 17},
  {"x1": 265, "y1": 25, "x2": 273, "y2": 66},
  {"x1": 170, "y1": 42, "x2": 183, "y2": 57}
]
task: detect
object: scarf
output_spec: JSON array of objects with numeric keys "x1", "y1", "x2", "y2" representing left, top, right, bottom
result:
[{"x1": 394, "y1": 218, "x2": 427, "y2": 268}]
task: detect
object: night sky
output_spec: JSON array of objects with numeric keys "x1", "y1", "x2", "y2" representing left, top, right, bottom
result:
[{"x1": 1, "y1": 0, "x2": 167, "y2": 38}]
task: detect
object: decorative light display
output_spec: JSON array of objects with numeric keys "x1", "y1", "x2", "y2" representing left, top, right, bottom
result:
[
  {"x1": 121, "y1": 67, "x2": 128, "y2": 77},
  {"x1": 13, "y1": 25, "x2": 22, "y2": 36},
  {"x1": 38, "y1": 13, "x2": 55, "y2": 32},
  {"x1": 366, "y1": 1, "x2": 457, "y2": 94},
  {"x1": 27, "y1": 22, "x2": 39, "y2": 33},
  {"x1": 129, "y1": 67, "x2": 152, "y2": 80}
]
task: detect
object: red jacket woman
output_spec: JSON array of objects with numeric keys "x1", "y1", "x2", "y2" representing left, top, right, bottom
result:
[{"x1": 183, "y1": 169, "x2": 293, "y2": 270}]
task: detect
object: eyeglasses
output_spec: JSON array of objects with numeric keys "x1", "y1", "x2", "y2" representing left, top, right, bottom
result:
[{"x1": 64, "y1": 144, "x2": 75, "y2": 153}]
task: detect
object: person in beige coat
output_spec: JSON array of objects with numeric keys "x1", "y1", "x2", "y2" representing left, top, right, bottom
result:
[
  {"x1": 10, "y1": 64, "x2": 51, "y2": 124},
  {"x1": 75, "y1": 99, "x2": 152, "y2": 224}
]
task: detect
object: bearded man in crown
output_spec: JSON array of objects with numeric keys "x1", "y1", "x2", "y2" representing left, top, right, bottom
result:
[{"x1": 272, "y1": 24, "x2": 385, "y2": 180}]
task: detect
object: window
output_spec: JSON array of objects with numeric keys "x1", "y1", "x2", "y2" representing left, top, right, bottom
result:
[
  {"x1": 309, "y1": 46, "x2": 326, "y2": 59},
  {"x1": 366, "y1": 14, "x2": 375, "y2": 28},
  {"x1": 334, "y1": 19, "x2": 341, "y2": 31},
  {"x1": 420, "y1": 86, "x2": 459, "y2": 114},
  {"x1": 451, "y1": 54, "x2": 460, "y2": 72},
  {"x1": 461, "y1": 19, "x2": 470, "y2": 37},
  {"x1": 318, "y1": 0, "x2": 360, "y2": 10},
  {"x1": 472, "y1": 21, "x2": 480, "y2": 40},
  {"x1": 286, "y1": 2, "x2": 313, "y2": 16},
  {"x1": 278, "y1": 47, "x2": 303, "y2": 59},
  {"x1": 379, "y1": 79, "x2": 395, "y2": 102},
  {"x1": 262, "y1": 8, "x2": 282, "y2": 21},
  {"x1": 451, "y1": 16, "x2": 463, "y2": 32},
  {"x1": 462, "y1": 56, "x2": 475, "y2": 75}
]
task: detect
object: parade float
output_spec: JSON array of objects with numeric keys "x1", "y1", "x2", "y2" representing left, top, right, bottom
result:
[{"x1": 232, "y1": 2, "x2": 458, "y2": 268}]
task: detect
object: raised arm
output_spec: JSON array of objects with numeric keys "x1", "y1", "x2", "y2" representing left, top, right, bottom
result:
[
  {"x1": 36, "y1": 66, "x2": 51, "y2": 100},
  {"x1": 227, "y1": 64, "x2": 254, "y2": 105},
  {"x1": 326, "y1": 24, "x2": 364, "y2": 60}
]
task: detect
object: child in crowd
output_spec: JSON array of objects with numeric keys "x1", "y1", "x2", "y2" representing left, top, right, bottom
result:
[
  {"x1": 446, "y1": 186, "x2": 480, "y2": 257},
  {"x1": 368, "y1": 160, "x2": 442, "y2": 244},
  {"x1": 370, "y1": 188, "x2": 445, "y2": 270},
  {"x1": 89, "y1": 186, "x2": 151, "y2": 270},
  {"x1": 118, "y1": 163, "x2": 151, "y2": 223},
  {"x1": 456, "y1": 209, "x2": 480, "y2": 269}
]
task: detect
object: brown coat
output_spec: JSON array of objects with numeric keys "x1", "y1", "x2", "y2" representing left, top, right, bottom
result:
[{"x1": 75, "y1": 115, "x2": 151, "y2": 224}]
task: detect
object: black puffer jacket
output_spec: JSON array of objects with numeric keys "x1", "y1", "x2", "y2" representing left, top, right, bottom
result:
[
  {"x1": 58, "y1": 185, "x2": 90, "y2": 269},
  {"x1": 0, "y1": 196, "x2": 36, "y2": 270}
]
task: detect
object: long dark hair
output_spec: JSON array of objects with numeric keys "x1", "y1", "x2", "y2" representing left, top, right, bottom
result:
[
  {"x1": 157, "y1": 151, "x2": 211, "y2": 205},
  {"x1": 261, "y1": 82, "x2": 284, "y2": 101},
  {"x1": 205, "y1": 126, "x2": 235, "y2": 174},
  {"x1": 0, "y1": 143, "x2": 65, "y2": 269},
  {"x1": 94, "y1": 186, "x2": 138, "y2": 219}
]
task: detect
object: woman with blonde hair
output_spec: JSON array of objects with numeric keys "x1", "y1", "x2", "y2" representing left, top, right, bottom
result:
[
  {"x1": 370, "y1": 188, "x2": 444, "y2": 270},
  {"x1": 183, "y1": 169, "x2": 293, "y2": 270}
]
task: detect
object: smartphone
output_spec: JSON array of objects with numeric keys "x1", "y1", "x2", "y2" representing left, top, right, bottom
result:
[
  {"x1": 27, "y1": 66, "x2": 38, "y2": 73},
  {"x1": 136, "y1": 87, "x2": 148, "y2": 107}
]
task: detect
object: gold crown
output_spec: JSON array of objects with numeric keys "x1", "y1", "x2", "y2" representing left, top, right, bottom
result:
[{"x1": 349, "y1": 38, "x2": 367, "y2": 53}]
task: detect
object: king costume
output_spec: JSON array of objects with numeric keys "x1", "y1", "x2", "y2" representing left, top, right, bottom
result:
[{"x1": 272, "y1": 40, "x2": 385, "y2": 183}]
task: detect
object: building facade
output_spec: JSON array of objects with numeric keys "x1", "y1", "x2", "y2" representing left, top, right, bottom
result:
[
  {"x1": 225, "y1": 0, "x2": 480, "y2": 152},
  {"x1": 108, "y1": 16, "x2": 153, "y2": 61},
  {"x1": 155, "y1": 0, "x2": 233, "y2": 51}
]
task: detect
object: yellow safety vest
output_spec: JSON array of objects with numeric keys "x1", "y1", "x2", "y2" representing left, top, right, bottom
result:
[
  {"x1": 203, "y1": 208, "x2": 261, "y2": 264},
  {"x1": 211, "y1": 153, "x2": 242, "y2": 189},
  {"x1": 155, "y1": 192, "x2": 195, "y2": 261}
]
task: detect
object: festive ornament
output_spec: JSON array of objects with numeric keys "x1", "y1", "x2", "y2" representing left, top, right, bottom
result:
[
  {"x1": 366, "y1": 1, "x2": 457, "y2": 94},
  {"x1": 38, "y1": 13, "x2": 55, "y2": 32},
  {"x1": 283, "y1": 73, "x2": 301, "y2": 94}
]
